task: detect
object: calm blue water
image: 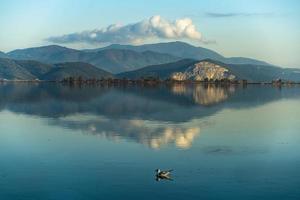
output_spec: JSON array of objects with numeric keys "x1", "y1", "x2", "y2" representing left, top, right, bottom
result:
[{"x1": 0, "y1": 83, "x2": 300, "y2": 200}]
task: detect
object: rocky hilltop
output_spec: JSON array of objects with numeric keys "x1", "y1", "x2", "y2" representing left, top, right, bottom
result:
[
  {"x1": 171, "y1": 61, "x2": 235, "y2": 81},
  {"x1": 118, "y1": 58, "x2": 300, "y2": 82}
]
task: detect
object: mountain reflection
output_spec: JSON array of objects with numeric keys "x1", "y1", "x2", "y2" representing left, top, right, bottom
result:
[
  {"x1": 171, "y1": 83, "x2": 235, "y2": 105},
  {"x1": 0, "y1": 83, "x2": 299, "y2": 149}
]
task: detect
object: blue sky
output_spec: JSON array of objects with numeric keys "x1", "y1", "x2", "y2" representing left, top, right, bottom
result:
[{"x1": 0, "y1": 0, "x2": 299, "y2": 67}]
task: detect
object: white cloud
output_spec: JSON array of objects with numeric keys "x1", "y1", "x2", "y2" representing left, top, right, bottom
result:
[{"x1": 47, "y1": 15, "x2": 202, "y2": 44}]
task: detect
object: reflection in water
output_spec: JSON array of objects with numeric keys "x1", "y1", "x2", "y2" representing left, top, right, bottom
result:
[
  {"x1": 171, "y1": 83, "x2": 235, "y2": 105},
  {"x1": 0, "y1": 83, "x2": 300, "y2": 149},
  {"x1": 54, "y1": 115, "x2": 200, "y2": 149},
  {"x1": 150, "y1": 127, "x2": 199, "y2": 149},
  {"x1": 171, "y1": 83, "x2": 190, "y2": 95},
  {"x1": 193, "y1": 85, "x2": 235, "y2": 105},
  {"x1": 1, "y1": 83, "x2": 300, "y2": 200}
]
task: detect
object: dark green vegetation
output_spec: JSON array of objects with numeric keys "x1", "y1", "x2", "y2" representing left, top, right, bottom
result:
[
  {"x1": 0, "y1": 58, "x2": 36, "y2": 80},
  {"x1": 0, "y1": 58, "x2": 112, "y2": 81},
  {"x1": 42, "y1": 62, "x2": 113, "y2": 81},
  {"x1": 0, "y1": 51, "x2": 8, "y2": 58},
  {"x1": 14, "y1": 60, "x2": 53, "y2": 77},
  {"x1": 1, "y1": 41, "x2": 300, "y2": 82}
]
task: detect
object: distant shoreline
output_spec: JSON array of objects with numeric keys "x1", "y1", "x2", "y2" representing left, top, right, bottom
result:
[{"x1": 1, "y1": 79, "x2": 300, "y2": 86}]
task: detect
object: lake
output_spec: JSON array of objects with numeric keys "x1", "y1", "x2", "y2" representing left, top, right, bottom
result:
[{"x1": 0, "y1": 83, "x2": 300, "y2": 200}]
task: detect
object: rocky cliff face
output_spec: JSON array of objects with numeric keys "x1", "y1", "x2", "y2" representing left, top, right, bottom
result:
[{"x1": 171, "y1": 61, "x2": 236, "y2": 81}]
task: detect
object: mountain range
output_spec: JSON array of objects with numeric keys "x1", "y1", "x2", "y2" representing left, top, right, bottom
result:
[
  {"x1": 1, "y1": 41, "x2": 300, "y2": 82},
  {"x1": 6, "y1": 41, "x2": 271, "y2": 73},
  {"x1": 0, "y1": 58, "x2": 112, "y2": 80},
  {"x1": 7, "y1": 45, "x2": 180, "y2": 73},
  {"x1": 95, "y1": 41, "x2": 270, "y2": 66}
]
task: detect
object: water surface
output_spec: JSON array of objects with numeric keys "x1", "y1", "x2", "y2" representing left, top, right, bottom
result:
[{"x1": 0, "y1": 83, "x2": 300, "y2": 199}]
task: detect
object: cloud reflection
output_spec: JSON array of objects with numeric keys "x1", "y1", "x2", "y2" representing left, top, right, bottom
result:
[{"x1": 53, "y1": 115, "x2": 201, "y2": 149}]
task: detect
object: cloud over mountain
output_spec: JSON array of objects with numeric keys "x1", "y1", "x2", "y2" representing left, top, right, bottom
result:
[{"x1": 47, "y1": 15, "x2": 202, "y2": 45}]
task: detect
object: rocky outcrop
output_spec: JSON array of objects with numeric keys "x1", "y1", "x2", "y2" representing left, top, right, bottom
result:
[{"x1": 171, "y1": 61, "x2": 236, "y2": 81}]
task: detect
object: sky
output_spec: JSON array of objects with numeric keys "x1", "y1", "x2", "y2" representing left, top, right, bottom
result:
[{"x1": 0, "y1": 0, "x2": 299, "y2": 68}]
